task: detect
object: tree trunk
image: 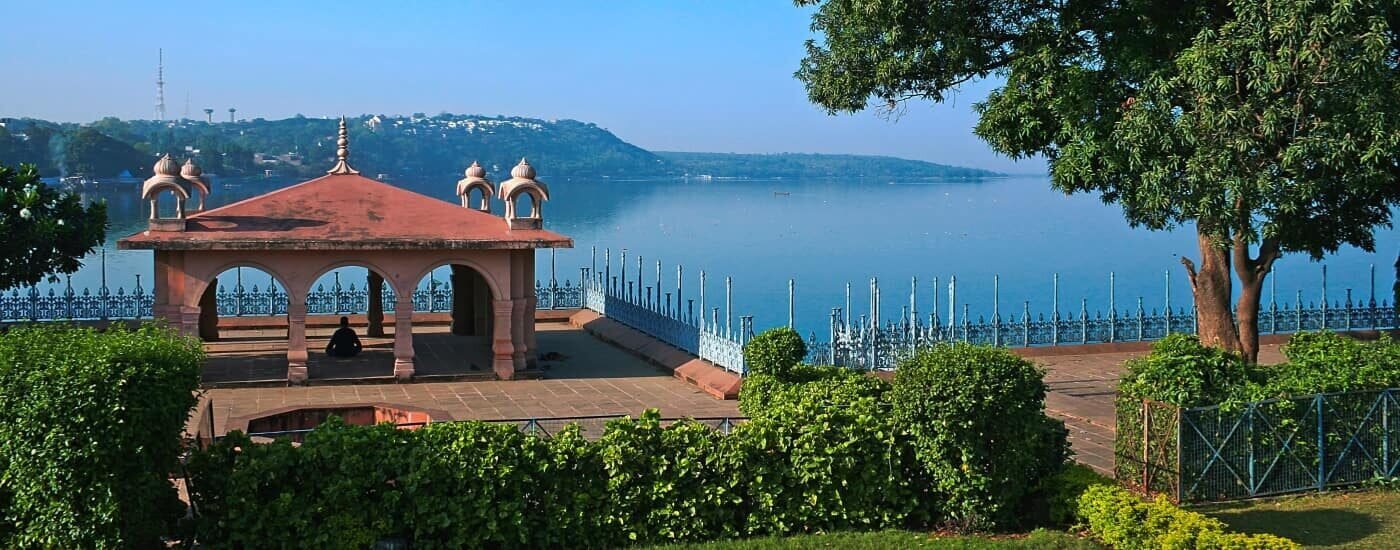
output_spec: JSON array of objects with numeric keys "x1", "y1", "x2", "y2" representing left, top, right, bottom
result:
[
  {"x1": 1182, "y1": 229, "x2": 1242, "y2": 355},
  {"x1": 1181, "y1": 225, "x2": 1281, "y2": 364}
]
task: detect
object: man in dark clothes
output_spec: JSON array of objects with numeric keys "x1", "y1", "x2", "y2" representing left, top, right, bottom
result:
[{"x1": 326, "y1": 316, "x2": 362, "y2": 358}]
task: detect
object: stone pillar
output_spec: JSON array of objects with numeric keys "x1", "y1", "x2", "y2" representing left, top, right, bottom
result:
[
  {"x1": 287, "y1": 302, "x2": 308, "y2": 384},
  {"x1": 510, "y1": 252, "x2": 528, "y2": 371},
  {"x1": 475, "y1": 275, "x2": 492, "y2": 337},
  {"x1": 524, "y1": 252, "x2": 538, "y2": 369},
  {"x1": 367, "y1": 272, "x2": 385, "y2": 337},
  {"x1": 392, "y1": 296, "x2": 415, "y2": 380},
  {"x1": 198, "y1": 277, "x2": 220, "y2": 341},
  {"x1": 450, "y1": 265, "x2": 474, "y2": 335},
  {"x1": 491, "y1": 299, "x2": 516, "y2": 380}
]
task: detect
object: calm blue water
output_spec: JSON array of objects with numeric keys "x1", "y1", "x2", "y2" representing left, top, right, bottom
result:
[{"x1": 47, "y1": 175, "x2": 1400, "y2": 338}]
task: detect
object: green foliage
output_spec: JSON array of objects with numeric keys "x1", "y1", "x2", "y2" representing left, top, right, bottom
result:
[
  {"x1": 890, "y1": 343, "x2": 1069, "y2": 530},
  {"x1": 1035, "y1": 465, "x2": 1114, "y2": 528},
  {"x1": 1117, "y1": 334, "x2": 1260, "y2": 407},
  {"x1": 1077, "y1": 485, "x2": 1299, "y2": 549},
  {"x1": 1120, "y1": 332, "x2": 1400, "y2": 407},
  {"x1": 0, "y1": 324, "x2": 203, "y2": 548},
  {"x1": 795, "y1": 0, "x2": 1400, "y2": 355},
  {"x1": 1264, "y1": 332, "x2": 1400, "y2": 397},
  {"x1": 0, "y1": 163, "x2": 107, "y2": 290},
  {"x1": 738, "y1": 364, "x2": 885, "y2": 418},
  {"x1": 643, "y1": 528, "x2": 1100, "y2": 549},
  {"x1": 743, "y1": 327, "x2": 808, "y2": 378},
  {"x1": 61, "y1": 127, "x2": 149, "y2": 177}
]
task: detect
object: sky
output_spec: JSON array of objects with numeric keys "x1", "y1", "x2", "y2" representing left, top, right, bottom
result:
[{"x1": 0, "y1": 1, "x2": 1039, "y2": 174}]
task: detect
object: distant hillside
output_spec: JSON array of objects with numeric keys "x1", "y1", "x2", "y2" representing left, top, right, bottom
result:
[
  {"x1": 656, "y1": 152, "x2": 1003, "y2": 179},
  {"x1": 0, "y1": 114, "x2": 1002, "y2": 180},
  {"x1": 0, "y1": 114, "x2": 671, "y2": 179}
]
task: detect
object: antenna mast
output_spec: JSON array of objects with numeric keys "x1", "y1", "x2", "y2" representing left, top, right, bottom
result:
[{"x1": 155, "y1": 48, "x2": 167, "y2": 121}]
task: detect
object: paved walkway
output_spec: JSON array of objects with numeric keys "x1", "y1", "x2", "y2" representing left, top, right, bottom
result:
[
  {"x1": 1026, "y1": 344, "x2": 1285, "y2": 474},
  {"x1": 203, "y1": 324, "x2": 740, "y2": 434}
]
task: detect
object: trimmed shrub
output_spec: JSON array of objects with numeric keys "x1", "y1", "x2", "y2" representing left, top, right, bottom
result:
[
  {"x1": 600, "y1": 412, "x2": 732, "y2": 545},
  {"x1": 0, "y1": 324, "x2": 203, "y2": 548},
  {"x1": 890, "y1": 343, "x2": 1069, "y2": 530},
  {"x1": 1266, "y1": 331, "x2": 1400, "y2": 397},
  {"x1": 1077, "y1": 484, "x2": 1298, "y2": 549},
  {"x1": 738, "y1": 363, "x2": 886, "y2": 418},
  {"x1": 1118, "y1": 333, "x2": 1259, "y2": 407},
  {"x1": 1035, "y1": 464, "x2": 1113, "y2": 528},
  {"x1": 743, "y1": 327, "x2": 807, "y2": 378}
]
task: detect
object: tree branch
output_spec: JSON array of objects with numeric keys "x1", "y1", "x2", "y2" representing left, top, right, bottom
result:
[{"x1": 1180, "y1": 256, "x2": 1200, "y2": 292}]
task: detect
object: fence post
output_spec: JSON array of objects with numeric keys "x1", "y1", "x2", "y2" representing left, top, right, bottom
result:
[
  {"x1": 1053, "y1": 273, "x2": 1061, "y2": 345},
  {"x1": 1383, "y1": 389, "x2": 1390, "y2": 480},
  {"x1": 1370, "y1": 264, "x2": 1377, "y2": 331},
  {"x1": 788, "y1": 278, "x2": 795, "y2": 329},
  {"x1": 1247, "y1": 404, "x2": 1256, "y2": 495},
  {"x1": 1317, "y1": 394, "x2": 1326, "y2": 490},
  {"x1": 1164, "y1": 270, "x2": 1172, "y2": 334},
  {"x1": 1270, "y1": 268, "x2": 1278, "y2": 334},
  {"x1": 1175, "y1": 406, "x2": 1184, "y2": 503},
  {"x1": 1022, "y1": 301, "x2": 1030, "y2": 347},
  {"x1": 1137, "y1": 297, "x2": 1145, "y2": 341},
  {"x1": 1143, "y1": 399, "x2": 1152, "y2": 492},
  {"x1": 992, "y1": 274, "x2": 1001, "y2": 347},
  {"x1": 699, "y1": 271, "x2": 707, "y2": 331},
  {"x1": 1109, "y1": 271, "x2": 1116, "y2": 343},
  {"x1": 1321, "y1": 265, "x2": 1329, "y2": 329}
]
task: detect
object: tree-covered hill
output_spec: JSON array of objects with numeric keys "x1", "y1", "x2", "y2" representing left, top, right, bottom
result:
[
  {"x1": 0, "y1": 114, "x2": 1001, "y2": 180},
  {"x1": 656, "y1": 151, "x2": 1002, "y2": 179}
]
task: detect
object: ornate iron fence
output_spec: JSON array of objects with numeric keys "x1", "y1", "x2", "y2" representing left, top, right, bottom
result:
[
  {"x1": 811, "y1": 262, "x2": 1399, "y2": 370},
  {"x1": 578, "y1": 247, "x2": 751, "y2": 375},
  {"x1": 1117, "y1": 389, "x2": 1400, "y2": 503},
  {"x1": 1, "y1": 271, "x2": 584, "y2": 322}
]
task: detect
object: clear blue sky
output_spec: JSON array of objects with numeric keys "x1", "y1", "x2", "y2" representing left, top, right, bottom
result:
[{"x1": 0, "y1": 0, "x2": 1039, "y2": 173}]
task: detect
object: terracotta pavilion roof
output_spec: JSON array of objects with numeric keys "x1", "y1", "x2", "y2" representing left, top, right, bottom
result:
[{"x1": 118, "y1": 173, "x2": 573, "y2": 251}]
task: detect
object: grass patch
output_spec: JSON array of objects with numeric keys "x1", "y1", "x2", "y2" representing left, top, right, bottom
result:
[
  {"x1": 1201, "y1": 489, "x2": 1400, "y2": 548},
  {"x1": 645, "y1": 529, "x2": 1100, "y2": 549}
]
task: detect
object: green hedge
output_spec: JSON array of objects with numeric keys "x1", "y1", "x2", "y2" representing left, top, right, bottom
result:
[
  {"x1": 0, "y1": 324, "x2": 204, "y2": 548},
  {"x1": 742, "y1": 327, "x2": 807, "y2": 378},
  {"x1": 1119, "y1": 332, "x2": 1400, "y2": 407},
  {"x1": 1077, "y1": 484, "x2": 1298, "y2": 549},
  {"x1": 891, "y1": 343, "x2": 1070, "y2": 530},
  {"x1": 189, "y1": 406, "x2": 930, "y2": 548},
  {"x1": 188, "y1": 341, "x2": 1074, "y2": 546}
]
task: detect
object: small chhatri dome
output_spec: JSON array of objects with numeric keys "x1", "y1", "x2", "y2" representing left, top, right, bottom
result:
[
  {"x1": 510, "y1": 158, "x2": 536, "y2": 180},
  {"x1": 326, "y1": 116, "x2": 360, "y2": 175},
  {"x1": 457, "y1": 160, "x2": 495, "y2": 212},
  {"x1": 154, "y1": 154, "x2": 180, "y2": 177},
  {"x1": 180, "y1": 158, "x2": 203, "y2": 178}
]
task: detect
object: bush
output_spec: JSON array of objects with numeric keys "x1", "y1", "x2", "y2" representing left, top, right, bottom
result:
[
  {"x1": 738, "y1": 364, "x2": 886, "y2": 418},
  {"x1": 1265, "y1": 332, "x2": 1400, "y2": 397},
  {"x1": 188, "y1": 397, "x2": 931, "y2": 547},
  {"x1": 0, "y1": 324, "x2": 203, "y2": 548},
  {"x1": 890, "y1": 343, "x2": 1069, "y2": 530},
  {"x1": 1118, "y1": 334, "x2": 1260, "y2": 407},
  {"x1": 1035, "y1": 464, "x2": 1113, "y2": 528},
  {"x1": 743, "y1": 327, "x2": 807, "y2": 378},
  {"x1": 1077, "y1": 484, "x2": 1298, "y2": 549}
]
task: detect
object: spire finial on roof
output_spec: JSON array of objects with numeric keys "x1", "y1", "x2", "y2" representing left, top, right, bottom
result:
[{"x1": 327, "y1": 115, "x2": 360, "y2": 175}]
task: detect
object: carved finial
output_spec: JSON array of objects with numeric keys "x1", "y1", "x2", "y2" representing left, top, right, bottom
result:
[{"x1": 327, "y1": 116, "x2": 359, "y2": 175}]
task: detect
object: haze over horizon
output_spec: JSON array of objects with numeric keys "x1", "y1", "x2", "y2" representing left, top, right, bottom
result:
[{"x1": 0, "y1": 1, "x2": 1042, "y2": 174}]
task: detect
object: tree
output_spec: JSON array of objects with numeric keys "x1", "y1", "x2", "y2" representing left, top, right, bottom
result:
[
  {"x1": 796, "y1": 0, "x2": 1400, "y2": 362},
  {"x1": 0, "y1": 164, "x2": 107, "y2": 290}
]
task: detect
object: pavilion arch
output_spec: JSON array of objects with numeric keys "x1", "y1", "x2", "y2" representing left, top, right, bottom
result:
[
  {"x1": 304, "y1": 259, "x2": 405, "y2": 302},
  {"x1": 192, "y1": 263, "x2": 293, "y2": 343},
  {"x1": 408, "y1": 257, "x2": 506, "y2": 303}
]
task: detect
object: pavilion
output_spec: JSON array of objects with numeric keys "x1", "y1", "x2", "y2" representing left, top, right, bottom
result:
[{"x1": 118, "y1": 117, "x2": 572, "y2": 383}]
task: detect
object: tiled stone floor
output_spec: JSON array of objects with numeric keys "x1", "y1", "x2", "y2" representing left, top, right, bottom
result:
[
  {"x1": 200, "y1": 317, "x2": 1291, "y2": 476},
  {"x1": 202, "y1": 324, "x2": 741, "y2": 434}
]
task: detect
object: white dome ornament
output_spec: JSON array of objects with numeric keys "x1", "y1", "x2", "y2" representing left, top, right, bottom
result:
[
  {"x1": 181, "y1": 158, "x2": 211, "y2": 211},
  {"x1": 456, "y1": 161, "x2": 494, "y2": 212},
  {"x1": 497, "y1": 158, "x2": 550, "y2": 230},
  {"x1": 141, "y1": 154, "x2": 191, "y2": 231}
]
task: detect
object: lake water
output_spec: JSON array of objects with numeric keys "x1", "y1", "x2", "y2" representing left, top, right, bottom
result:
[{"x1": 47, "y1": 175, "x2": 1400, "y2": 338}]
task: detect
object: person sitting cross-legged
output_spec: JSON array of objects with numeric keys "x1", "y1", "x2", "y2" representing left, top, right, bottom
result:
[{"x1": 325, "y1": 316, "x2": 362, "y2": 358}]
